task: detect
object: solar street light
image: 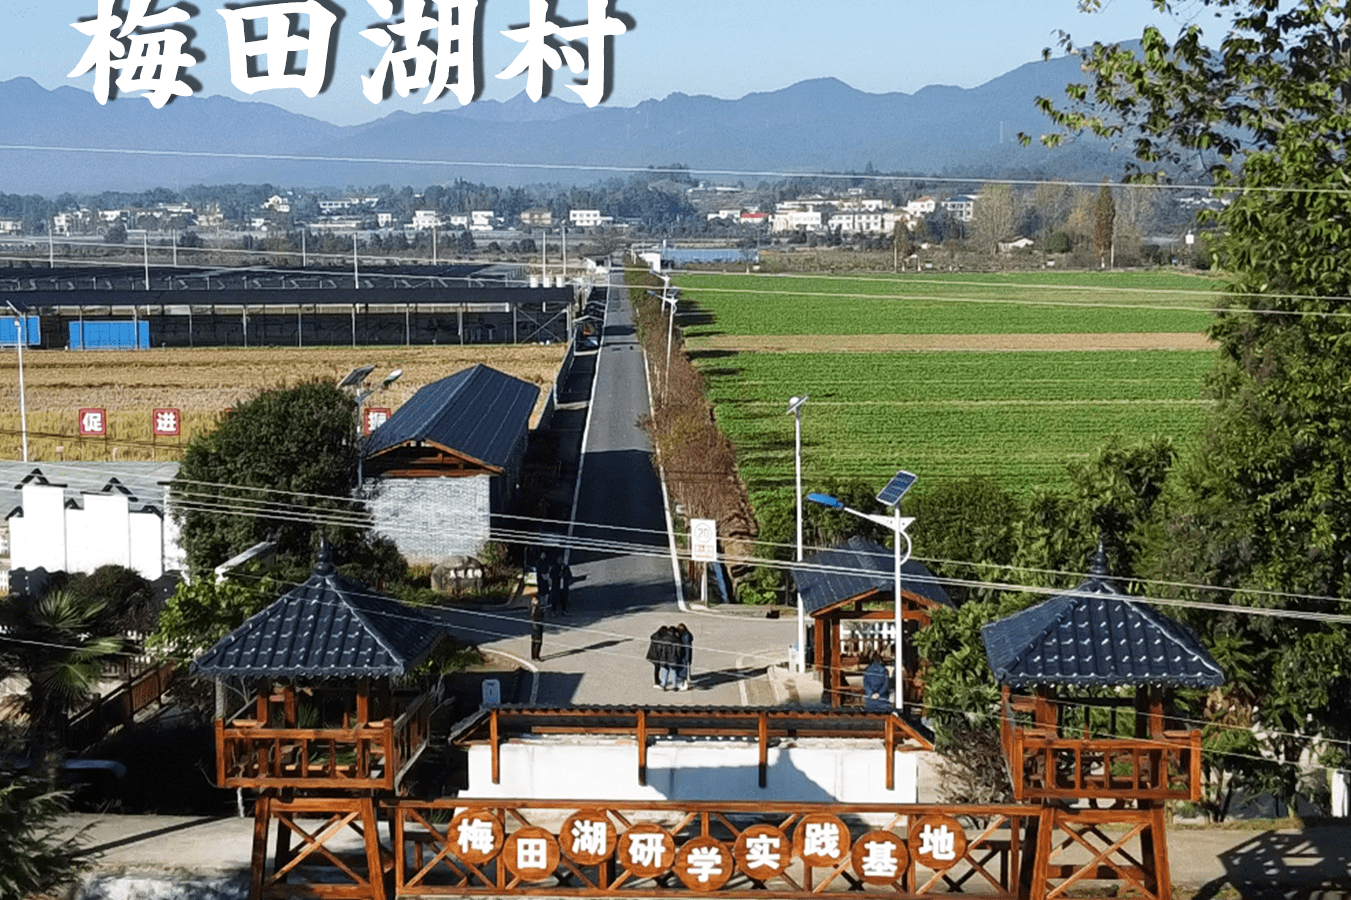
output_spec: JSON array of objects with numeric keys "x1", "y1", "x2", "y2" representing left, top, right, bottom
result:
[
  {"x1": 808, "y1": 470, "x2": 917, "y2": 713},
  {"x1": 787, "y1": 395, "x2": 808, "y2": 673}
]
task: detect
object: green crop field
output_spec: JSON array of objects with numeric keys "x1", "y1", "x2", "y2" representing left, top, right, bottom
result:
[
  {"x1": 677, "y1": 270, "x2": 1223, "y2": 337},
  {"x1": 697, "y1": 348, "x2": 1216, "y2": 503}
]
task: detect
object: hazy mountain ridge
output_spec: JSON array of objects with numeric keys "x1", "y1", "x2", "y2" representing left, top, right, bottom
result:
[{"x1": 0, "y1": 54, "x2": 1131, "y2": 195}]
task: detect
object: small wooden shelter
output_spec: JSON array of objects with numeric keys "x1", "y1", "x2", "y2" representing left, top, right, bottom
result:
[
  {"x1": 195, "y1": 544, "x2": 446, "y2": 900},
  {"x1": 793, "y1": 536, "x2": 952, "y2": 709},
  {"x1": 981, "y1": 546, "x2": 1224, "y2": 900}
]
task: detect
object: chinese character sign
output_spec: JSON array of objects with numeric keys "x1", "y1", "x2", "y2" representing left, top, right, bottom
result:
[
  {"x1": 69, "y1": 0, "x2": 195, "y2": 108},
  {"x1": 70, "y1": 1, "x2": 628, "y2": 108},
  {"x1": 908, "y1": 815, "x2": 966, "y2": 871},
  {"x1": 674, "y1": 837, "x2": 732, "y2": 891},
  {"x1": 449, "y1": 809, "x2": 501, "y2": 865},
  {"x1": 503, "y1": 827, "x2": 559, "y2": 882},
  {"x1": 851, "y1": 830, "x2": 909, "y2": 885},
  {"x1": 79, "y1": 408, "x2": 108, "y2": 437},
  {"x1": 617, "y1": 823, "x2": 675, "y2": 878},
  {"x1": 733, "y1": 825, "x2": 788, "y2": 878},
  {"x1": 217, "y1": 2, "x2": 338, "y2": 98},
  {"x1": 153, "y1": 408, "x2": 181, "y2": 436},
  {"x1": 364, "y1": 407, "x2": 390, "y2": 435},
  {"x1": 794, "y1": 814, "x2": 849, "y2": 867},
  {"x1": 561, "y1": 809, "x2": 616, "y2": 865}
]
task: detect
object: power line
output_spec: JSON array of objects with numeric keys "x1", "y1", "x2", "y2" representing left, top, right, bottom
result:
[{"x1": 4, "y1": 141, "x2": 1351, "y2": 198}]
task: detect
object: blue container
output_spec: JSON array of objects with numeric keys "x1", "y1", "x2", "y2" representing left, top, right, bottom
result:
[{"x1": 69, "y1": 320, "x2": 150, "y2": 350}]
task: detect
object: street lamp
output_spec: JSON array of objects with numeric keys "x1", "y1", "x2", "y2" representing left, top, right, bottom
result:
[
  {"x1": 340, "y1": 366, "x2": 403, "y2": 487},
  {"x1": 6, "y1": 299, "x2": 29, "y2": 463},
  {"x1": 659, "y1": 276, "x2": 677, "y2": 396},
  {"x1": 787, "y1": 394, "x2": 809, "y2": 673},
  {"x1": 808, "y1": 469, "x2": 917, "y2": 713}
]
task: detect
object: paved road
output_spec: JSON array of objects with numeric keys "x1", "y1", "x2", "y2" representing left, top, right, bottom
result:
[{"x1": 444, "y1": 269, "x2": 794, "y2": 707}]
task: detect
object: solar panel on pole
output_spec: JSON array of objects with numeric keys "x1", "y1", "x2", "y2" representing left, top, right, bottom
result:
[{"x1": 876, "y1": 469, "x2": 917, "y2": 508}]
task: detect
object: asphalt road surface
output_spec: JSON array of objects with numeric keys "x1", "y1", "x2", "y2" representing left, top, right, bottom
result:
[{"x1": 443, "y1": 269, "x2": 793, "y2": 707}]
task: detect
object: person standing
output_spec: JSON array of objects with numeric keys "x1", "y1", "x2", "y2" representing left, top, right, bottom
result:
[
  {"x1": 555, "y1": 558, "x2": 574, "y2": 615},
  {"x1": 658, "y1": 626, "x2": 682, "y2": 691},
  {"x1": 529, "y1": 595, "x2": 545, "y2": 661},
  {"x1": 646, "y1": 625, "x2": 668, "y2": 689},
  {"x1": 675, "y1": 623, "x2": 693, "y2": 691},
  {"x1": 535, "y1": 552, "x2": 552, "y2": 613}
]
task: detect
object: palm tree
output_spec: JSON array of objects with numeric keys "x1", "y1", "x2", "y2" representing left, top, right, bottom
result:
[{"x1": 0, "y1": 589, "x2": 125, "y2": 747}]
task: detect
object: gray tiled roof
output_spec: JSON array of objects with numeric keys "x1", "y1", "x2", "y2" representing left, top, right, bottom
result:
[
  {"x1": 363, "y1": 364, "x2": 540, "y2": 470},
  {"x1": 792, "y1": 536, "x2": 951, "y2": 615},
  {"x1": 981, "y1": 552, "x2": 1224, "y2": 689},
  {"x1": 192, "y1": 549, "x2": 442, "y2": 679},
  {"x1": 2, "y1": 461, "x2": 179, "y2": 519}
]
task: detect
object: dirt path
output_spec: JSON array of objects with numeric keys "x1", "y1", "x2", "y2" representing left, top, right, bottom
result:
[{"x1": 693, "y1": 332, "x2": 1214, "y2": 352}]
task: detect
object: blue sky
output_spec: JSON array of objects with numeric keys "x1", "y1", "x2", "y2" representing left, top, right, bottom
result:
[{"x1": 10, "y1": 2, "x2": 1199, "y2": 126}]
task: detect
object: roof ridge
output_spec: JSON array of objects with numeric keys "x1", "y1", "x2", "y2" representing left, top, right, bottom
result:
[
  {"x1": 1121, "y1": 596, "x2": 1225, "y2": 679},
  {"x1": 326, "y1": 570, "x2": 417, "y2": 669}
]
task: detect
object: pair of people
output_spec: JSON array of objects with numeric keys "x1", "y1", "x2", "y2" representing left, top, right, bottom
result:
[
  {"x1": 536, "y1": 551, "x2": 573, "y2": 615},
  {"x1": 646, "y1": 623, "x2": 692, "y2": 691}
]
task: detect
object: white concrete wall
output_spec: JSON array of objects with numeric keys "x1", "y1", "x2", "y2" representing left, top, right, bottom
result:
[
  {"x1": 463, "y1": 738, "x2": 924, "y2": 805},
  {"x1": 11, "y1": 482, "x2": 67, "y2": 572},
  {"x1": 9, "y1": 478, "x2": 178, "y2": 579},
  {"x1": 68, "y1": 492, "x2": 132, "y2": 572},
  {"x1": 369, "y1": 475, "x2": 491, "y2": 564},
  {"x1": 129, "y1": 509, "x2": 164, "y2": 579}
]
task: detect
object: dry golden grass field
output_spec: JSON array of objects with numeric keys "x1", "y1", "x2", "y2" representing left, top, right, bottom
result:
[{"x1": 0, "y1": 345, "x2": 565, "y2": 462}]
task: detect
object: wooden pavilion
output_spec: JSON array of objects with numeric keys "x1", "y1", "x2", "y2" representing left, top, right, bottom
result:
[
  {"x1": 194, "y1": 544, "x2": 447, "y2": 900},
  {"x1": 793, "y1": 536, "x2": 952, "y2": 709},
  {"x1": 981, "y1": 546, "x2": 1225, "y2": 900}
]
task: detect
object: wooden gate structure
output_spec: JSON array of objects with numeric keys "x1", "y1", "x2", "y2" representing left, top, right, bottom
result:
[{"x1": 199, "y1": 545, "x2": 1224, "y2": 900}]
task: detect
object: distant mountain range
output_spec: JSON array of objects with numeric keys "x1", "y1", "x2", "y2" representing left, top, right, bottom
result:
[{"x1": 0, "y1": 53, "x2": 1135, "y2": 195}]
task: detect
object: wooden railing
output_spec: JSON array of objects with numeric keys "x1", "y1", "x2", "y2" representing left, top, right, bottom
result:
[
  {"x1": 1002, "y1": 713, "x2": 1202, "y2": 802},
  {"x1": 451, "y1": 705, "x2": 933, "y2": 791},
  {"x1": 63, "y1": 660, "x2": 177, "y2": 750},
  {"x1": 215, "y1": 699, "x2": 432, "y2": 792}
]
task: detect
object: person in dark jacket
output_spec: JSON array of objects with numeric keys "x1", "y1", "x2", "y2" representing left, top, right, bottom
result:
[
  {"x1": 554, "y1": 559, "x2": 573, "y2": 615},
  {"x1": 657, "y1": 626, "x2": 682, "y2": 690},
  {"x1": 529, "y1": 595, "x2": 545, "y2": 661},
  {"x1": 862, "y1": 652, "x2": 891, "y2": 710},
  {"x1": 645, "y1": 626, "x2": 669, "y2": 688},
  {"x1": 675, "y1": 623, "x2": 693, "y2": 691},
  {"x1": 536, "y1": 552, "x2": 552, "y2": 612}
]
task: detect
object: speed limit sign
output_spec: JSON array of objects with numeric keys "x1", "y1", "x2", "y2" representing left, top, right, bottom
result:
[{"x1": 690, "y1": 518, "x2": 718, "y2": 562}]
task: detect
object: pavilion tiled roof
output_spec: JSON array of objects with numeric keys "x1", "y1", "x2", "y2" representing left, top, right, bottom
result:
[
  {"x1": 981, "y1": 547, "x2": 1224, "y2": 689},
  {"x1": 192, "y1": 547, "x2": 442, "y2": 679},
  {"x1": 793, "y1": 536, "x2": 951, "y2": 616}
]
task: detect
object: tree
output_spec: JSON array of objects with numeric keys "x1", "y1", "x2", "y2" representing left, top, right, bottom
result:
[
  {"x1": 65, "y1": 564, "x2": 157, "y2": 634},
  {"x1": 0, "y1": 590, "x2": 125, "y2": 746},
  {"x1": 970, "y1": 182, "x2": 1017, "y2": 257},
  {"x1": 104, "y1": 221, "x2": 127, "y2": 244},
  {"x1": 1035, "y1": 0, "x2": 1351, "y2": 810},
  {"x1": 173, "y1": 382, "x2": 360, "y2": 577},
  {"x1": 0, "y1": 741, "x2": 87, "y2": 900},
  {"x1": 150, "y1": 577, "x2": 276, "y2": 660},
  {"x1": 1092, "y1": 183, "x2": 1115, "y2": 267}
]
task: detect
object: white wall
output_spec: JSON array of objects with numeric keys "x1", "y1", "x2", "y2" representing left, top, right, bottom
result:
[
  {"x1": 68, "y1": 492, "x2": 132, "y2": 572},
  {"x1": 368, "y1": 475, "x2": 492, "y2": 564},
  {"x1": 463, "y1": 738, "x2": 925, "y2": 806},
  {"x1": 8, "y1": 477, "x2": 176, "y2": 579},
  {"x1": 11, "y1": 482, "x2": 67, "y2": 572}
]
